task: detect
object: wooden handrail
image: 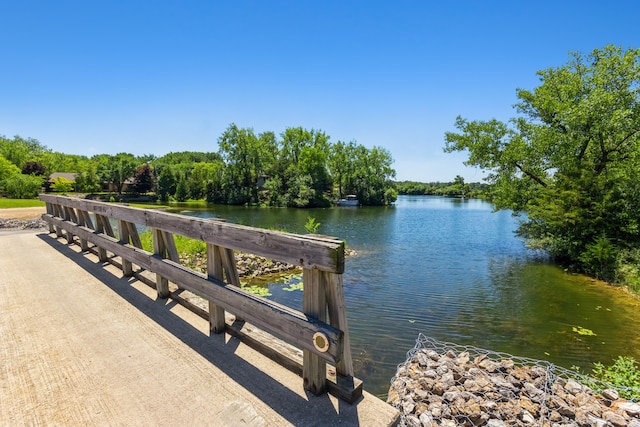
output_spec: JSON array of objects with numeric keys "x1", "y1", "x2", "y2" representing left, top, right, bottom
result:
[{"x1": 39, "y1": 195, "x2": 361, "y2": 402}]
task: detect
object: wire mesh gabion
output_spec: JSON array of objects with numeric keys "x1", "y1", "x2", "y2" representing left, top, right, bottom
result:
[{"x1": 388, "y1": 334, "x2": 640, "y2": 427}]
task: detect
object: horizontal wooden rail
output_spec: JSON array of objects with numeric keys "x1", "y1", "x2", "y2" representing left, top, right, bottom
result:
[
  {"x1": 39, "y1": 195, "x2": 361, "y2": 402},
  {"x1": 40, "y1": 194, "x2": 344, "y2": 273}
]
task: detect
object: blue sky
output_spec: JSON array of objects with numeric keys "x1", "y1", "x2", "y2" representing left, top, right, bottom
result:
[{"x1": 2, "y1": 1, "x2": 638, "y2": 182}]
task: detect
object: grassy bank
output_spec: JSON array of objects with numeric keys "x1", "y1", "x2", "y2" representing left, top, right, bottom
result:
[{"x1": 0, "y1": 198, "x2": 46, "y2": 208}]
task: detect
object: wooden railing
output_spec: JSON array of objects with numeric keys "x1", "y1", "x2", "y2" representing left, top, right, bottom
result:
[{"x1": 39, "y1": 195, "x2": 361, "y2": 402}]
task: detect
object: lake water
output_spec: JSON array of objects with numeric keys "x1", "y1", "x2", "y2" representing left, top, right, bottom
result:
[{"x1": 165, "y1": 195, "x2": 640, "y2": 397}]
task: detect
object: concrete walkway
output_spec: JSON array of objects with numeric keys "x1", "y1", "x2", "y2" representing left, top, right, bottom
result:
[{"x1": 0, "y1": 231, "x2": 399, "y2": 426}]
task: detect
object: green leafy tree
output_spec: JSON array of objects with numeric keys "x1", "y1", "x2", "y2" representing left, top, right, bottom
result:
[
  {"x1": 0, "y1": 154, "x2": 21, "y2": 183},
  {"x1": 350, "y1": 145, "x2": 396, "y2": 205},
  {"x1": 444, "y1": 45, "x2": 640, "y2": 281},
  {"x1": 286, "y1": 174, "x2": 315, "y2": 207},
  {"x1": 39, "y1": 151, "x2": 80, "y2": 173},
  {"x1": 74, "y1": 161, "x2": 101, "y2": 192},
  {"x1": 188, "y1": 161, "x2": 223, "y2": 200},
  {"x1": 3, "y1": 174, "x2": 43, "y2": 198},
  {"x1": 21, "y1": 161, "x2": 46, "y2": 176},
  {"x1": 0, "y1": 135, "x2": 47, "y2": 168},
  {"x1": 175, "y1": 178, "x2": 189, "y2": 202},
  {"x1": 131, "y1": 163, "x2": 154, "y2": 194},
  {"x1": 51, "y1": 177, "x2": 74, "y2": 193},
  {"x1": 265, "y1": 127, "x2": 332, "y2": 207},
  {"x1": 157, "y1": 166, "x2": 177, "y2": 202},
  {"x1": 328, "y1": 141, "x2": 396, "y2": 205},
  {"x1": 218, "y1": 124, "x2": 277, "y2": 204},
  {"x1": 328, "y1": 141, "x2": 356, "y2": 198},
  {"x1": 96, "y1": 153, "x2": 138, "y2": 194}
]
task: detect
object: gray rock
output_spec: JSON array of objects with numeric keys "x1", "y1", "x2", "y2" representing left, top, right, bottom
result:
[
  {"x1": 602, "y1": 388, "x2": 619, "y2": 401},
  {"x1": 389, "y1": 347, "x2": 638, "y2": 427},
  {"x1": 418, "y1": 412, "x2": 434, "y2": 426},
  {"x1": 615, "y1": 400, "x2": 640, "y2": 416},
  {"x1": 521, "y1": 409, "x2": 536, "y2": 424}
]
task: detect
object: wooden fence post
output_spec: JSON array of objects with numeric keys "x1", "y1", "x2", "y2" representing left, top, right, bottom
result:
[
  {"x1": 63, "y1": 206, "x2": 77, "y2": 243},
  {"x1": 53, "y1": 204, "x2": 63, "y2": 238},
  {"x1": 95, "y1": 214, "x2": 113, "y2": 262},
  {"x1": 324, "y1": 272, "x2": 354, "y2": 377},
  {"x1": 153, "y1": 230, "x2": 180, "y2": 298},
  {"x1": 45, "y1": 202, "x2": 55, "y2": 233},
  {"x1": 302, "y1": 268, "x2": 327, "y2": 395},
  {"x1": 153, "y1": 229, "x2": 170, "y2": 298},
  {"x1": 75, "y1": 209, "x2": 89, "y2": 251},
  {"x1": 118, "y1": 220, "x2": 133, "y2": 276},
  {"x1": 207, "y1": 243, "x2": 226, "y2": 333}
]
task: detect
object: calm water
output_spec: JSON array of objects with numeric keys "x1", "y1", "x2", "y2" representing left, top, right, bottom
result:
[{"x1": 165, "y1": 195, "x2": 640, "y2": 396}]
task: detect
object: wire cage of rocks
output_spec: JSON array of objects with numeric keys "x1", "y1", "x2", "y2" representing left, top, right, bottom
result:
[{"x1": 388, "y1": 333, "x2": 640, "y2": 427}]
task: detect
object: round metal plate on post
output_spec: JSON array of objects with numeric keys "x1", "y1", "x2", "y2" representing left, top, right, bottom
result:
[{"x1": 312, "y1": 332, "x2": 330, "y2": 353}]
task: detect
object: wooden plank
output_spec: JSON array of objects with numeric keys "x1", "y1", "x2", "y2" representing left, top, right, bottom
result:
[
  {"x1": 324, "y1": 272, "x2": 354, "y2": 377},
  {"x1": 220, "y1": 247, "x2": 241, "y2": 287},
  {"x1": 323, "y1": 271, "x2": 362, "y2": 402},
  {"x1": 38, "y1": 195, "x2": 344, "y2": 273},
  {"x1": 96, "y1": 214, "x2": 115, "y2": 237},
  {"x1": 41, "y1": 214, "x2": 344, "y2": 362},
  {"x1": 127, "y1": 222, "x2": 142, "y2": 248},
  {"x1": 75, "y1": 208, "x2": 89, "y2": 251},
  {"x1": 119, "y1": 220, "x2": 133, "y2": 276},
  {"x1": 162, "y1": 231, "x2": 180, "y2": 262},
  {"x1": 67, "y1": 206, "x2": 79, "y2": 223},
  {"x1": 45, "y1": 202, "x2": 55, "y2": 233},
  {"x1": 53, "y1": 204, "x2": 63, "y2": 237},
  {"x1": 81, "y1": 210, "x2": 94, "y2": 230},
  {"x1": 219, "y1": 246, "x2": 243, "y2": 322},
  {"x1": 63, "y1": 206, "x2": 75, "y2": 243},
  {"x1": 94, "y1": 214, "x2": 109, "y2": 262},
  {"x1": 207, "y1": 243, "x2": 226, "y2": 334},
  {"x1": 153, "y1": 228, "x2": 170, "y2": 298},
  {"x1": 302, "y1": 268, "x2": 327, "y2": 395}
]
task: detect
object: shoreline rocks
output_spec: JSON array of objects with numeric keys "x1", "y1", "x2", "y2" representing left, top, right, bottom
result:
[
  {"x1": 180, "y1": 248, "x2": 355, "y2": 279},
  {"x1": 388, "y1": 346, "x2": 640, "y2": 426},
  {"x1": 0, "y1": 218, "x2": 48, "y2": 230},
  {"x1": 180, "y1": 251, "x2": 300, "y2": 278}
]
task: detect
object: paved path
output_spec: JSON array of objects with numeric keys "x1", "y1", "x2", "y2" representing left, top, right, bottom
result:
[{"x1": 0, "y1": 231, "x2": 399, "y2": 426}]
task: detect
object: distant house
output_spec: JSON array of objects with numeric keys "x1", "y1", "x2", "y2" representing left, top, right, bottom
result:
[
  {"x1": 46, "y1": 172, "x2": 78, "y2": 192},
  {"x1": 102, "y1": 177, "x2": 135, "y2": 193}
]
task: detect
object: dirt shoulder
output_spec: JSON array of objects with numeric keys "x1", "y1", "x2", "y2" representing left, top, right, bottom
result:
[{"x1": 0, "y1": 206, "x2": 46, "y2": 220}]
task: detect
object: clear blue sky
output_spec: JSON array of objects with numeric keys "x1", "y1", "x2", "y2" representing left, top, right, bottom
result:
[{"x1": 2, "y1": 1, "x2": 638, "y2": 182}]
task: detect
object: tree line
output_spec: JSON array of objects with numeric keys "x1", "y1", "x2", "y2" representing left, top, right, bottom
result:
[
  {"x1": 0, "y1": 125, "x2": 398, "y2": 207},
  {"x1": 395, "y1": 177, "x2": 488, "y2": 198}
]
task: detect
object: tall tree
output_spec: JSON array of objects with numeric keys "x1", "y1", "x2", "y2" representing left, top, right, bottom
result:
[
  {"x1": 21, "y1": 161, "x2": 46, "y2": 176},
  {"x1": 328, "y1": 141, "x2": 357, "y2": 198},
  {"x1": 0, "y1": 135, "x2": 47, "y2": 168},
  {"x1": 275, "y1": 127, "x2": 332, "y2": 207},
  {"x1": 444, "y1": 45, "x2": 640, "y2": 281},
  {"x1": 96, "y1": 153, "x2": 138, "y2": 194},
  {"x1": 218, "y1": 124, "x2": 277, "y2": 204},
  {"x1": 132, "y1": 163, "x2": 154, "y2": 194},
  {"x1": 0, "y1": 154, "x2": 21, "y2": 183},
  {"x1": 157, "y1": 166, "x2": 177, "y2": 202}
]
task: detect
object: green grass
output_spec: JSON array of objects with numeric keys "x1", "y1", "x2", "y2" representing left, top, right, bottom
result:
[
  {"x1": 0, "y1": 198, "x2": 46, "y2": 208},
  {"x1": 137, "y1": 229, "x2": 207, "y2": 254}
]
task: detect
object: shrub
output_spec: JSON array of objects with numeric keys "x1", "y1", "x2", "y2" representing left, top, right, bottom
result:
[
  {"x1": 591, "y1": 356, "x2": 640, "y2": 400},
  {"x1": 3, "y1": 174, "x2": 43, "y2": 198}
]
